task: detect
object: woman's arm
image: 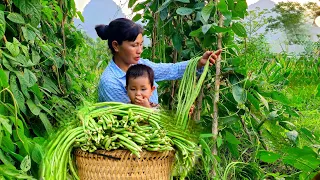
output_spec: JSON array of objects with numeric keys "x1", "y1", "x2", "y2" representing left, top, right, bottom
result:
[{"x1": 140, "y1": 59, "x2": 189, "y2": 81}]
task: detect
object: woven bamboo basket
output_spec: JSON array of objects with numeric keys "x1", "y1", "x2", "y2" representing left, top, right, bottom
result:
[{"x1": 74, "y1": 149, "x2": 175, "y2": 180}]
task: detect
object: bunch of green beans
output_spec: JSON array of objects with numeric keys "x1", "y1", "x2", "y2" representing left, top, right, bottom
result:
[
  {"x1": 176, "y1": 56, "x2": 210, "y2": 130},
  {"x1": 41, "y1": 102, "x2": 199, "y2": 179},
  {"x1": 78, "y1": 103, "x2": 173, "y2": 158}
]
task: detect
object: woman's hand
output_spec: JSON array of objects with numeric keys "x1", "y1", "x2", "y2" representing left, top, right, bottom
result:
[
  {"x1": 134, "y1": 95, "x2": 151, "y2": 108},
  {"x1": 197, "y1": 49, "x2": 222, "y2": 68}
]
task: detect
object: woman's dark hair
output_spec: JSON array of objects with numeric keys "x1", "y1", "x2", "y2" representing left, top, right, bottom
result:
[
  {"x1": 95, "y1": 18, "x2": 143, "y2": 53},
  {"x1": 126, "y1": 64, "x2": 154, "y2": 87}
]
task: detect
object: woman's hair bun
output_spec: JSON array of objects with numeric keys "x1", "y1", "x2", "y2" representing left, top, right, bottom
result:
[{"x1": 95, "y1": 24, "x2": 109, "y2": 40}]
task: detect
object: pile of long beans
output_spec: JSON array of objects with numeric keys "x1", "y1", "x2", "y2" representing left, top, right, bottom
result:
[{"x1": 40, "y1": 102, "x2": 198, "y2": 179}]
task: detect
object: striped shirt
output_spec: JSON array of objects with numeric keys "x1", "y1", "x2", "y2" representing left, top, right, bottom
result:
[{"x1": 98, "y1": 58, "x2": 189, "y2": 104}]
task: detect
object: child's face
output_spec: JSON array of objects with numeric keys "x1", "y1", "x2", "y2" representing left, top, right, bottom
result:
[{"x1": 126, "y1": 76, "x2": 155, "y2": 104}]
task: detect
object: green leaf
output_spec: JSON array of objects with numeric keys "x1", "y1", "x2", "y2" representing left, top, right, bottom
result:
[
  {"x1": 128, "y1": 0, "x2": 137, "y2": 8},
  {"x1": 2, "y1": 57, "x2": 14, "y2": 71},
  {"x1": 0, "y1": 149, "x2": 15, "y2": 168},
  {"x1": 13, "y1": 0, "x2": 41, "y2": 27},
  {"x1": 217, "y1": 0, "x2": 228, "y2": 14},
  {"x1": 43, "y1": 76, "x2": 60, "y2": 94},
  {"x1": 157, "y1": 0, "x2": 172, "y2": 12},
  {"x1": 26, "y1": 99, "x2": 40, "y2": 116},
  {"x1": 232, "y1": 22, "x2": 247, "y2": 37},
  {"x1": 20, "y1": 155, "x2": 31, "y2": 172},
  {"x1": 10, "y1": 75, "x2": 27, "y2": 114},
  {"x1": 132, "y1": 14, "x2": 141, "y2": 22},
  {"x1": 0, "y1": 11, "x2": 5, "y2": 39},
  {"x1": 21, "y1": 26, "x2": 36, "y2": 42},
  {"x1": 76, "y1": 11, "x2": 84, "y2": 23},
  {"x1": 201, "y1": 1, "x2": 214, "y2": 23},
  {"x1": 225, "y1": 131, "x2": 240, "y2": 144},
  {"x1": 202, "y1": 24, "x2": 212, "y2": 34},
  {"x1": 175, "y1": 0, "x2": 190, "y2": 2},
  {"x1": 0, "y1": 69, "x2": 9, "y2": 87},
  {"x1": 160, "y1": 8, "x2": 168, "y2": 20},
  {"x1": 31, "y1": 49, "x2": 40, "y2": 65},
  {"x1": 189, "y1": 27, "x2": 202, "y2": 37},
  {"x1": 7, "y1": 13, "x2": 25, "y2": 24},
  {"x1": 133, "y1": 4, "x2": 144, "y2": 12},
  {"x1": 172, "y1": 33, "x2": 182, "y2": 51},
  {"x1": 300, "y1": 127, "x2": 318, "y2": 141},
  {"x1": 271, "y1": 91, "x2": 289, "y2": 105},
  {"x1": 232, "y1": 85, "x2": 246, "y2": 104},
  {"x1": 15, "y1": 71, "x2": 30, "y2": 99},
  {"x1": 0, "y1": 116, "x2": 12, "y2": 134},
  {"x1": 233, "y1": 0, "x2": 247, "y2": 18},
  {"x1": 200, "y1": 133, "x2": 214, "y2": 138},
  {"x1": 227, "y1": 142, "x2": 239, "y2": 158},
  {"x1": 5, "y1": 41, "x2": 20, "y2": 57},
  {"x1": 30, "y1": 84, "x2": 43, "y2": 101},
  {"x1": 176, "y1": 7, "x2": 193, "y2": 16},
  {"x1": 31, "y1": 144, "x2": 43, "y2": 164},
  {"x1": 39, "y1": 113, "x2": 53, "y2": 134},
  {"x1": 255, "y1": 91, "x2": 269, "y2": 111},
  {"x1": 24, "y1": 69, "x2": 37, "y2": 88},
  {"x1": 258, "y1": 151, "x2": 281, "y2": 163},
  {"x1": 247, "y1": 92, "x2": 260, "y2": 110},
  {"x1": 316, "y1": 84, "x2": 320, "y2": 97}
]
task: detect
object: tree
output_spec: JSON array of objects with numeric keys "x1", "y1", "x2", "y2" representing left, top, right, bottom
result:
[{"x1": 267, "y1": 2, "x2": 308, "y2": 44}]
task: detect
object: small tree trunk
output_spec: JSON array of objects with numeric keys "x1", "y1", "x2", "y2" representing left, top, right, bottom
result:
[{"x1": 211, "y1": 7, "x2": 223, "y2": 177}]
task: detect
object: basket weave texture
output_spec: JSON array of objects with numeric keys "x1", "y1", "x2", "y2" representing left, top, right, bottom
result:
[{"x1": 74, "y1": 149, "x2": 175, "y2": 180}]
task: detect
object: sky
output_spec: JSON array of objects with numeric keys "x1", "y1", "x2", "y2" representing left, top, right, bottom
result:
[{"x1": 75, "y1": 0, "x2": 320, "y2": 14}]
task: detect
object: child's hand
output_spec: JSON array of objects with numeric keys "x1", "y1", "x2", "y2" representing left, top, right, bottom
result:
[{"x1": 134, "y1": 95, "x2": 151, "y2": 108}]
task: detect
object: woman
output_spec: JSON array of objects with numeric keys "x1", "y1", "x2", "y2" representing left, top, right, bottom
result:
[{"x1": 95, "y1": 18, "x2": 221, "y2": 104}]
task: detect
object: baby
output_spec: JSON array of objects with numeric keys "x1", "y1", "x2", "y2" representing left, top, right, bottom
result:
[{"x1": 126, "y1": 64, "x2": 159, "y2": 108}]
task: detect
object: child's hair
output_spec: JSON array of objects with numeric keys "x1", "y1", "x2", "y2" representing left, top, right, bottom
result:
[
  {"x1": 126, "y1": 64, "x2": 154, "y2": 87},
  {"x1": 95, "y1": 18, "x2": 143, "y2": 54}
]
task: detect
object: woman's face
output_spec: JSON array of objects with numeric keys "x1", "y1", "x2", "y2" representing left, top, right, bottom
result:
[{"x1": 115, "y1": 33, "x2": 144, "y2": 65}]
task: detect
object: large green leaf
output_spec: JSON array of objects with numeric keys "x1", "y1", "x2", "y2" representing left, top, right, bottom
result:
[
  {"x1": 7, "y1": 13, "x2": 25, "y2": 24},
  {"x1": 39, "y1": 113, "x2": 53, "y2": 134},
  {"x1": 172, "y1": 33, "x2": 182, "y2": 51},
  {"x1": 232, "y1": 22, "x2": 247, "y2": 37},
  {"x1": 0, "y1": 116, "x2": 12, "y2": 135},
  {"x1": 0, "y1": 69, "x2": 9, "y2": 88},
  {"x1": 247, "y1": 91, "x2": 260, "y2": 110},
  {"x1": 157, "y1": 0, "x2": 172, "y2": 12},
  {"x1": 26, "y1": 99, "x2": 40, "y2": 116},
  {"x1": 271, "y1": 91, "x2": 289, "y2": 105},
  {"x1": 13, "y1": 0, "x2": 41, "y2": 27},
  {"x1": 258, "y1": 151, "x2": 281, "y2": 163},
  {"x1": 233, "y1": 0, "x2": 247, "y2": 18},
  {"x1": 176, "y1": 7, "x2": 194, "y2": 16},
  {"x1": 31, "y1": 49, "x2": 40, "y2": 65},
  {"x1": 43, "y1": 76, "x2": 60, "y2": 94},
  {"x1": 232, "y1": 85, "x2": 246, "y2": 104},
  {"x1": 201, "y1": 1, "x2": 214, "y2": 23},
  {"x1": 24, "y1": 68, "x2": 37, "y2": 88},
  {"x1": 30, "y1": 84, "x2": 43, "y2": 101},
  {"x1": 225, "y1": 131, "x2": 240, "y2": 144},
  {"x1": 217, "y1": 0, "x2": 228, "y2": 14},
  {"x1": 189, "y1": 27, "x2": 202, "y2": 37},
  {"x1": 0, "y1": 11, "x2": 5, "y2": 39},
  {"x1": 10, "y1": 75, "x2": 27, "y2": 114},
  {"x1": 21, "y1": 26, "x2": 36, "y2": 42},
  {"x1": 15, "y1": 71, "x2": 30, "y2": 99},
  {"x1": 5, "y1": 40, "x2": 20, "y2": 57}
]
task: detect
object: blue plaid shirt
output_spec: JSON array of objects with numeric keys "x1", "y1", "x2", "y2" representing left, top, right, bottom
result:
[{"x1": 98, "y1": 58, "x2": 189, "y2": 104}]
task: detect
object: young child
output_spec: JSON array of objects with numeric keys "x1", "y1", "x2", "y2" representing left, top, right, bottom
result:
[{"x1": 126, "y1": 64, "x2": 159, "y2": 109}]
